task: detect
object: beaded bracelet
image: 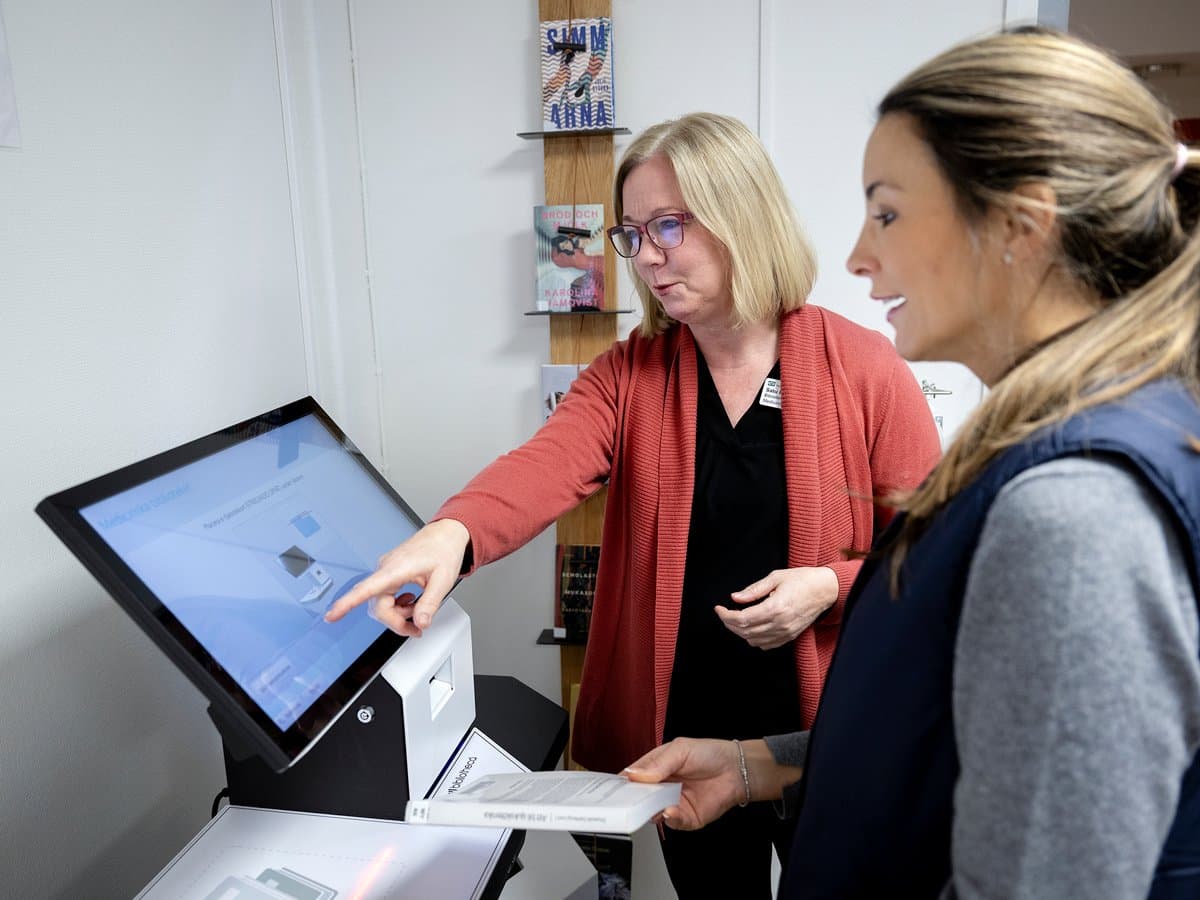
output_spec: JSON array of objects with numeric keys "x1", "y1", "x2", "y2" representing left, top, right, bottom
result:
[{"x1": 733, "y1": 739, "x2": 751, "y2": 807}]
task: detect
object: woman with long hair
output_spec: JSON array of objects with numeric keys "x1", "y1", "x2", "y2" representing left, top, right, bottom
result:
[{"x1": 626, "y1": 28, "x2": 1200, "y2": 898}]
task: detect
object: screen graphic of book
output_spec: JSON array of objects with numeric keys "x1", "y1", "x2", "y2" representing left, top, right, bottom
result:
[
  {"x1": 535, "y1": 204, "x2": 605, "y2": 311},
  {"x1": 556, "y1": 544, "x2": 600, "y2": 641},
  {"x1": 539, "y1": 16, "x2": 614, "y2": 132}
]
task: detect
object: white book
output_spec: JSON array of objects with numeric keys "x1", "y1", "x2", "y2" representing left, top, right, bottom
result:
[
  {"x1": 540, "y1": 363, "x2": 585, "y2": 422},
  {"x1": 406, "y1": 771, "x2": 680, "y2": 834}
]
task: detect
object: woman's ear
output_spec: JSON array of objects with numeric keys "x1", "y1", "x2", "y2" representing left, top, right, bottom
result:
[{"x1": 1002, "y1": 182, "x2": 1058, "y2": 263}]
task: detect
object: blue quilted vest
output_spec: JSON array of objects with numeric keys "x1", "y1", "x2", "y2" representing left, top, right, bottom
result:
[{"x1": 780, "y1": 380, "x2": 1200, "y2": 899}]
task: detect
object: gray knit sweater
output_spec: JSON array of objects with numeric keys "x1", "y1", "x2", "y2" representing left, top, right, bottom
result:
[{"x1": 765, "y1": 457, "x2": 1200, "y2": 898}]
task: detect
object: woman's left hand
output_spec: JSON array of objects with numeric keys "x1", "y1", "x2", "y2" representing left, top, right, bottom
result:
[{"x1": 715, "y1": 567, "x2": 839, "y2": 650}]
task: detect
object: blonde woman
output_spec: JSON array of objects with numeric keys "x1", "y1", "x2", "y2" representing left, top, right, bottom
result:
[
  {"x1": 328, "y1": 113, "x2": 938, "y2": 897},
  {"x1": 625, "y1": 28, "x2": 1200, "y2": 899}
]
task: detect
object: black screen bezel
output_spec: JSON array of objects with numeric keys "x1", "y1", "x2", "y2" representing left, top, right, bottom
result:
[{"x1": 35, "y1": 397, "x2": 413, "y2": 772}]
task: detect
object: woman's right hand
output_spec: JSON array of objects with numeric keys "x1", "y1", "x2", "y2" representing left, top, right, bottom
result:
[
  {"x1": 621, "y1": 738, "x2": 745, "y2": 830},
  {"x1": 323, "y1": 518, "x2": 471, "y2": 637}
]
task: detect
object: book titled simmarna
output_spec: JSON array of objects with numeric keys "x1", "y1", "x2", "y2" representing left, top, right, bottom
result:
[{"x1": 405, "y1": 771, "x2": 679, "y2": 834}]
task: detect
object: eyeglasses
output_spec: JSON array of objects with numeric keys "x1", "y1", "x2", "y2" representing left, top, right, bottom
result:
[{"x1": 607, "y1": 212, "x2": 696, "y2": 258}]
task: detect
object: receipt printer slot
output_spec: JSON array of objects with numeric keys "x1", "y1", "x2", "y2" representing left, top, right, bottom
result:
[{"x1": 429, "y1": 656, "x2": 454, "y2": 718}]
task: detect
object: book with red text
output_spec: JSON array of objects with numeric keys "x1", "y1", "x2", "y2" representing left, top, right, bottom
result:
[{"x1": 535, "y1": 204, "x2": 605, "y2": 311}]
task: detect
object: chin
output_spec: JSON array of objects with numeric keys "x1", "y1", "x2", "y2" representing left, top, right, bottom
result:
[
  {"x1": 661, "y1": 302, "x2": 695, "y2": 323},
  {"x1": 892, "y1": 334, "x2": 921, "y2": 363}
]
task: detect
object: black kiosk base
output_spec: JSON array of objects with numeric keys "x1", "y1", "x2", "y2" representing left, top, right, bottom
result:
[
  {"x1": 214, "y1": 674, "x2": 569, "y2": 900},
  {"x1": 214, "y1": 671, "x2": 413, "y2": 821}
]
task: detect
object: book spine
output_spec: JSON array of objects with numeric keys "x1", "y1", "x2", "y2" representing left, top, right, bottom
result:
[{"x1": 406, "y1": 799, "x2": 629, "y2": 832}]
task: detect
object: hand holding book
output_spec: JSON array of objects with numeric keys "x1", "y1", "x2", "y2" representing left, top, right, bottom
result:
[
  {"x1": 621, "y1": 738, "x2": 804, "y2": 831},
  {"x1": 406, "y1": 771, "x2": 679, "y2": 834}
]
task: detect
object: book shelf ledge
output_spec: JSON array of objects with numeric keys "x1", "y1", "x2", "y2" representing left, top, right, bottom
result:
[
  {"x1": 525, "y1": 308, "x2": 634, "y2": 317},
  {"x1": 537, "y1": 628, "x2": 587, "y2": 646},
  {"x1": 518, "y1": 126, "x2": 632, "y2": 140}
]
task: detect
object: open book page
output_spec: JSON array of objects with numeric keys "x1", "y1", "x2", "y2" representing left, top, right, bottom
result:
[{"x1": 407, "y1": 771, "x2": 680, "y2": 834}]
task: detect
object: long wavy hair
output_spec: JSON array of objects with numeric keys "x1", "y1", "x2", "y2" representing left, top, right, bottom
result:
[{"x1": 882, "y1": 27, "x2": 1200, "y2": 587}]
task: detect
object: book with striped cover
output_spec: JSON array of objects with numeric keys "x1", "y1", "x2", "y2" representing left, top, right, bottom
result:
[{"x1": 539, "y1": 16, "x2": 615, "y2": 131}]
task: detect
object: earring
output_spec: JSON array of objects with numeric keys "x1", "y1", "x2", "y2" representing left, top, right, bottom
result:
[{"x1": 1002, "y1": 250, "x2": 1013, "y2": 265}]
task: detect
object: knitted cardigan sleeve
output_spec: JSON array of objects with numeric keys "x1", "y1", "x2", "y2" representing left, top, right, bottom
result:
[
  {"x1": 432, "y1": 339, "x2": 626, "y2": 572},
  {"x1": 822, "y1": 325, "x2": 941, "y2": 623}
]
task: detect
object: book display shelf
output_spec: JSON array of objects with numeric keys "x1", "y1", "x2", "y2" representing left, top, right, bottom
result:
[
  {"x1": 523, "y1": 308, "x2": 630, "y2": 317},
  {"x1": 525, "y1": 0, "x2": 621, "y2": 767},
  {"x1": 518, "y1": 126, "x2": 631, "y2": 140}
]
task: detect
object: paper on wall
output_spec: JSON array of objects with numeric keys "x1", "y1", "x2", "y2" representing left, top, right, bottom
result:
[{"x1": 0, "y1": 8, "x2": 21, "y2": 148}]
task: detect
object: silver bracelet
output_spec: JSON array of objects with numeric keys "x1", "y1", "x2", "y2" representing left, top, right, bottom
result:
[{"x1": 733, "y1": 739, "x2": 751, "y2": 807}]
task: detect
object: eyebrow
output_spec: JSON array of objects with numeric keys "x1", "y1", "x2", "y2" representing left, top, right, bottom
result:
[
  {"x1": 622, "y1": 208, "x2": 686, "y2": 224},
  {"x1": 865, "y1": 180, "x2": 897, "y2": 200}
]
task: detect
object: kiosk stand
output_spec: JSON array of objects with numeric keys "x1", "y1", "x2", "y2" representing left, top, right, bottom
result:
[
  {"x1": 216, "y1": 599, "x2": 479, "y2": 820},
  {"x1": 35, "y1": 397, "x2": 570, "y2": 898}
]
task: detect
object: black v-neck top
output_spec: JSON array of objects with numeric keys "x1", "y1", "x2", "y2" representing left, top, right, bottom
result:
[{"x1": 663, "y1": 350, "x2": 804, "y2": 741}]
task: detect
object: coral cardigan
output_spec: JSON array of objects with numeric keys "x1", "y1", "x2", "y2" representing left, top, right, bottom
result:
[{"x1": 435, "y1": 304, "x2": 940, "y2": 773}]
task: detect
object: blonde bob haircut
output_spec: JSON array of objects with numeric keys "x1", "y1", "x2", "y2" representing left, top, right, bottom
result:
[
  {"x1": 881, "y1": 27, "x2": 1200, "y2": 588},
  {"x1": 613, "y1": 112, "x2": 817, "y2": 338}
]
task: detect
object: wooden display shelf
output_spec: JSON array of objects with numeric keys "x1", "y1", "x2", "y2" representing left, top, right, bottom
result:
[
  {"x1": 517, "y1": 126, "x2": 631, "y2": 139},
  {"x1": 536, "y1": 628, "x2": 587, "y2": 646},
  {"x1": 535, "y1": 0, "x2": 617, "y2": 770},
  {"x1": 523, "y1": 308, "x2": 633, "y2": 316}
]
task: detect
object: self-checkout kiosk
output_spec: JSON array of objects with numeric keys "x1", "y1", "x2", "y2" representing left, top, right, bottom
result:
[
  {"x1": 36, "y1": 398, "x2": 580, "y2": 899},
  {"x1": 213, "y1": 597, "x2": 477, "y2": 822}
]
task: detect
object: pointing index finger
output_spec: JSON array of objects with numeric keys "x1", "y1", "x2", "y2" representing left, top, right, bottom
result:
[{"x1": 325, "y1": 571, "x2": 394, "y2": 622}]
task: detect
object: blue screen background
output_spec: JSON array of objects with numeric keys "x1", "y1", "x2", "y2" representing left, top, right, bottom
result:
[{"x1": 80, "y1": 415, "x2": 420, "y2": 731}]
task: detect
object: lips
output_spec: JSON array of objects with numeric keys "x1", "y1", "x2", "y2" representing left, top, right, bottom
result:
[{"x1": 872, "y1": 294, "x2": 906, "y2": 323}]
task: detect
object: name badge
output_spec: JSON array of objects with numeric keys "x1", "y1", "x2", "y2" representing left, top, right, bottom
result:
[{"x1": 759, "y1": 377, "x2": 782, "y2": 409}]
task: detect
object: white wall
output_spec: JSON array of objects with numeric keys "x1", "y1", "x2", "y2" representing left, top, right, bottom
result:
[
  {"x1": 768, "y1": 0, "x2": 1004, "y2": 441},
  {"x1": 272, "y1": 0, "x2": 382, "y2": 457},
  {"x1": 0, "y1": 1, "x2": 307, "y2": 897}
]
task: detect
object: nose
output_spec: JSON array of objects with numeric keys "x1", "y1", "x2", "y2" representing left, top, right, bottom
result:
[
  {"x1": 846, "y1": 225, "x2": 875, "y2": 278},
  {"x1": 635, "y1": 235, "x2": 667, "y2": 266}
]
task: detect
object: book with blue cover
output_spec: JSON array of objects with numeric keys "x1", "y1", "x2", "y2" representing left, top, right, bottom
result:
[{"x1": 539, "y1": 16, "x2": 615, "y2": 131}]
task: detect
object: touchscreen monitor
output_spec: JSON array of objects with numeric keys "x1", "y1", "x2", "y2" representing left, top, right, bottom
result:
[{"x1": 36, "y1": 398, "x2": 424, "y2": 772}]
